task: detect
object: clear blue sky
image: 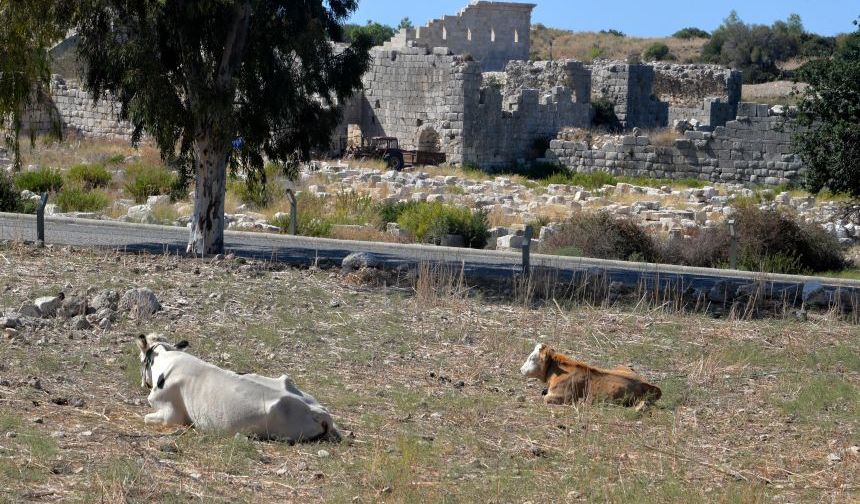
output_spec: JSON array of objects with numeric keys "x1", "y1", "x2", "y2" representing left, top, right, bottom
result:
[{"x1": 348, "y1": 1, "x2": 858, "y2": 37}]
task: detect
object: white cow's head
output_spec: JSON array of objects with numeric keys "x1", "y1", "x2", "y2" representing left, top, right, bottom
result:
[
  {"x1": 136, "y1": 333, "x2": 189, "y2": 389},
  {"x1": 520, "y1": 342, "x2": 551, "y2": 379}
]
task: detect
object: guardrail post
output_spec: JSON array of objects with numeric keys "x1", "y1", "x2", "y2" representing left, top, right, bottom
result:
[
  {"x1": 728, "y1": 219, "x2": 737, "y2": 270},
  {"x1": 36, "y1": 192, "x2": 48, "y2": 248},
  {"x1": 522, "y1": 225, "x2": 533, "y2": 277},
  {"x1": 286, "y1": 188, "x2": 297, "y2": 236}
]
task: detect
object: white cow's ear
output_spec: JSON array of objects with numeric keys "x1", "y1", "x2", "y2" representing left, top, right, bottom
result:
[
  {"x1": 175, "y1": 340, "x2": 190, "y2": 351},
  {"x1": 136, "y1": 334, "x2": 148, "y2": 353}
]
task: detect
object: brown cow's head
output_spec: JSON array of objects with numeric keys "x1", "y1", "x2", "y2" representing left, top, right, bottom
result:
[{"x1": 520, "y1": 343, "x2": 553, "y2": 380}]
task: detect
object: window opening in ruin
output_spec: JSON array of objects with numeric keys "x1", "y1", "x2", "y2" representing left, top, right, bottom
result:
[
  {"x1": 442, "y1": 25, "x2": 447, "y2": 41},
  {"x1": 417, "y1": 128, "x2": 441, "y2": 153},
  {"x1": 491, "y1": 28, "x2": 495, "y2": 43},
  {"x1": 467, "y1": 28, "x2": 472, "y2": 41},
  {"x1": 374, "y1": 100, "x2": 380, "y2": 109},
  {"x1": 514, "y1": 30, "x2": 519, "y2": 44}
]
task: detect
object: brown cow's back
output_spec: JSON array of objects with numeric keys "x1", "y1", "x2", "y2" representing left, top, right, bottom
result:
[{"x1": 545, "y1": 356, "x2": 661, "y2": 405}]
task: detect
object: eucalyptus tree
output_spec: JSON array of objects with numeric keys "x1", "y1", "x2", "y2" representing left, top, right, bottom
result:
[
  {"x1": 74, "y1": 1, "x2": 371, "y2": 254},
  {"x1": 0, "y1": 0, "x2": 68, "y2": 168}
]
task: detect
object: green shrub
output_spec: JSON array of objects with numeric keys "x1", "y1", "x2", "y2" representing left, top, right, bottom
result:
[
  {"x1": 599, "y1": 29, "x2": 625, "y2": 37},
  {"x1": 67, "y1": 163, "x2": 112, "y2": 189},
  {"x1": 616, "y1": 176, "x2": 706, "y2": 189},
  {"x1": 331, "y1": 191, "x2": 377, "y2": 225},
  {"x1": 397, "y1": 202, "x2": 489, "y2": 248},
  {"x1": 0, "y1": 173, "x2": 22, "y2": 212},
  {"x1": 227, "y1": 163, "x2": 290, "y2": 209},
  {"x1": 376, "y1": 200, "x2": 419, "y2": 228},
  {"x1": 731, "y1": 204, "x2": 844, "y2": 273},
  {"x1": 592, "y1": 98, "x2": 621, "y2": 132},
  {"x1": 13, "y1": 168, "x2": 64, "y2": 193},
  {"x1": 542, "y1": 212, "x2": 658, "y2": 262},
  {"x1": 541, "y1": 170, "x2": 617, "y2": 189},
  {"x1": 228, "y1": 178, "x2": 270, "y2": 208},
  {"x1": 56, "y1": 188, "x2": 110, "y2": 213},
  {"x1": 124, "y1": 164, "x2": 177, "y2": 203},
  {"x1": 659, "y1": 228, "x2": 732, "y2": 268},
  {"x1": 105, "y1": 154, "x2": 126, "y2": 165},
  {"x1": 298, "y1": 216, "x2": 333, "y2": 237},
  {"x1": 280, "y1": 192, "x2": 333, "y2": 237},
  {"x1": 673, "y1": 27, "x2": 711, "y2": 39},
  {"x1": 643, "y1": 42, "x2": 671, "y2": 61},
  {"x1": 659, "y1": 204, "x2": 845, "y2": 274}
]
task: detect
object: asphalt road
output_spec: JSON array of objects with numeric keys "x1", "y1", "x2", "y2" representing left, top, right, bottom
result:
[{"x1": 1, "y1": 212, "x2": 858, "y2": 294}]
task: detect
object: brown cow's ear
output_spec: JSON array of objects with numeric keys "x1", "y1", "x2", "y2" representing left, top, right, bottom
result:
[
  {"x1": 136, "y1": 334, "x2": 148, "y2": 352},
  {"x1": 540, "y1": 345, "x2": 553, "y2": 363}
]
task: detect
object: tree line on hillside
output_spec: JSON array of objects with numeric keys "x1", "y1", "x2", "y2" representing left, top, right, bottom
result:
[{"x1": 532, "y1": 12, "x2": 855, "y2": 85}]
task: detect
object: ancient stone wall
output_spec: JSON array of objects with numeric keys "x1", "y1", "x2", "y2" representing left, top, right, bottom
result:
[
  {"x1": 355, "y1": 47, "x2": 471, "y2": 163},
  {"x1": 652, "y1": 63, "x2": 742, "y2": 127},
  {"x1": 23, "y1": 76, "x2": 133, "y2": 140},
  {"x1": 350, "y1": 53, "x2": 591, "y2": 168},
  {"x1": 546, "y1": 103, "x2": 802, "y2": 185},
  {"x1": 590, "y1": 61, "x2": 742, "y2": 130},
  {"x1": 384, "y1": 1, "x2": 535, "y2": 72},
  {"x1": 588, "y1": 61, "x2": 666, "y2": 129},
  {"x1": 463, "y1": 60, "x2": 591, "y2": 168}
]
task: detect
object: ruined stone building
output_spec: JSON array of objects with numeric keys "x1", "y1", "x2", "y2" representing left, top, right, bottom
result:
[
  {"x1": 21, "y1": 1, "x2": 802, "y2": 185},
  {"x1": 337, "y1": 1, "x2": 748, "y2": 172}
]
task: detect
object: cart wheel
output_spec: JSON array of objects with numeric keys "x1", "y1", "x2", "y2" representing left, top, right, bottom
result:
[{"x1": 386, "y1": 155, "x2": 404, "y2": 171}]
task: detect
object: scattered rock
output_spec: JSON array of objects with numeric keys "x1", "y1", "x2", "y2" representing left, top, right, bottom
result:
[
  {"x1": 34, "y1": 294, "x2": 65, "y2": 318},
  {"x1": 317, "y1": 449, "x2": 330, "y2": 458},
  {"x1": 90, "y1": 289, "x2": 120, "y2": 311},
  {"x1": 59, "y1": 296, "x2": 88, "y2": 319},
  {"x1": 1, "y1": 316, "x2": 19, "y2": 329},
  {"x1": 70, "y1": 315, "x2": 91, "y2": 330},
  {"x1": 27, "y1": 377, "x2": 43, "y2": 390},
  {"x1": 828, "y1": 452, "x2": 842, "y2": 463},
  {"x1": 120, "y1": 288, "x2": 161, "y2": 317},
  {"x1": 341, "y1": 252, "x2": 381, "y2": 273}
]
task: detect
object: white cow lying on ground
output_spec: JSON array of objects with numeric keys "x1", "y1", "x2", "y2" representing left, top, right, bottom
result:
[{"x1": 137, "y1": 333, "x2": 340, "y2": 442}]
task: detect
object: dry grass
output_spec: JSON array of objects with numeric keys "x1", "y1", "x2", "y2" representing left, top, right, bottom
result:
[
  {"x1": 0, "y1": 243, "x2": 858, "y2": 503},
  {"x1": 531, "y1": 27, "x2": 708, "y2": 63},
  {"x1": 647, "y1": 128, "x2": 682, "y2": 147},
  {"x1": 18, "y1": 133, "x2": 162, "y2": 171},
  {"x1": 741, "y1": 81, "x2": 806, "y2": 107},
  {"x1": 486, "y1": 206, "x2": 522, "y2": 228},
  {"x1": 329, "y1": 225, "x2": 409, "y2": 244}
]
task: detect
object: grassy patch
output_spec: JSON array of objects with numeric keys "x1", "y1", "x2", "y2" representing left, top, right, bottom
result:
[
  {"x1": 66, "y1": 163, "x2": 112, "y2": 189},
  {"x1": 56, "y1": 187, "x2": 110, "y2": 212},
  {"x1": 124, "y1": 163, "x2": 177, "y2": 203},
  {"x1": 13, "y1": 167, "x2": 64, "y2": 193},
  {"x1": 777, "y1": 375, "x2": 859, "y2": 424}
]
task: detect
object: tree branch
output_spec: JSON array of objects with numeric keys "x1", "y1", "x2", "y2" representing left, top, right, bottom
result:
[{"x1": 216, "y1": 1, "x2": 252, "y2": 91}]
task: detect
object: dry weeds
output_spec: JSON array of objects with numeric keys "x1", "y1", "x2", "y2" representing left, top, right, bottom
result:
[
  {"x1": 531, "y1": 29, "x2": 708, "y2": 63},
  {"x1": 0, "y1": 243, "x2": 857, "y2": 503}
]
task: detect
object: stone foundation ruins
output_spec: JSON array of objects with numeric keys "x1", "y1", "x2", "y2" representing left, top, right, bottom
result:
[
  {"x1": 19, "y1": 1, "x2": 806, "y2": 185},
  {"x1": 22, "y1": 75, "x2": 134, "y2": 141},
  {"x1": 546, "y1": 103, "x2": 801, "y2": 185}
]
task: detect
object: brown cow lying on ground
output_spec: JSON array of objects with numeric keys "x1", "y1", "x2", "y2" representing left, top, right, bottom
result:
[{"x1": 520, "y1": 343, "x2": 661, "y2": 406}]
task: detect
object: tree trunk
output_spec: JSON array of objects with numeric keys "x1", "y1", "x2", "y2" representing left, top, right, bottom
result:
[{"x1": 187, "y1": 137, "x2": 228, "y2": 256}]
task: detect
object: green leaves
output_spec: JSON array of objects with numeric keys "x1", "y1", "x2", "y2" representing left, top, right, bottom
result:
[
  {"x1": 793, "y1": 20, "x2": 860, "y2": 199},
  {"x1": 0, "y1": 0, "x2": 69, "y2": 168},
  {"x1": 74, "y1": 0, "x2": 371, "y2": 179}
]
